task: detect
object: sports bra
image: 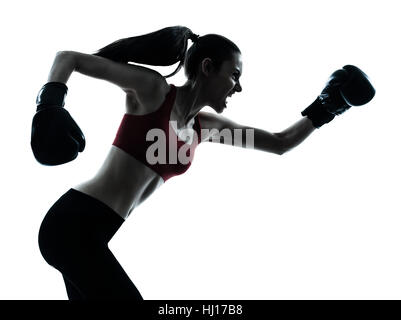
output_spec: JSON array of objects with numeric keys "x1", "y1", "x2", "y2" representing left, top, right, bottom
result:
[{"x1": 112, "y1": 84, "x2": 202, "y2": 181}]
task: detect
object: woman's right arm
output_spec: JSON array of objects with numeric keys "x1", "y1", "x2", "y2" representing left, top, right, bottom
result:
[
  {"x1": 32, "y1": 51, "x2": 168, "y2": 166},
  {"x1": 47, "y1": 51, "x2": 168, "y2": 95}
]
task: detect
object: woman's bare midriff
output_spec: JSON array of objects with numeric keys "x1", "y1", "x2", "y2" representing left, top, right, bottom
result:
[{"x1": 73, "y1": 146, "x2": 164, "y2": 220}]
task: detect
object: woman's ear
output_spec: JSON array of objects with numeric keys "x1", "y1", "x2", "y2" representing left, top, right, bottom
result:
[{"x1": 200, "y1": 58, "x2": 214, "y2": 77}]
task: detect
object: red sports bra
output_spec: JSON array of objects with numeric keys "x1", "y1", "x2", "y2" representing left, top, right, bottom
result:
[{"x1": 112, "y1": 84, "x2": 202, "y2": 181}]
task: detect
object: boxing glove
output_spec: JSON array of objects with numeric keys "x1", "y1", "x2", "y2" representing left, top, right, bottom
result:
[
  {"x1": 31, "y1": 82, "x2": 86, "y2": 165},
  {"x1": 302, "y1": 65, "x2": 375, "y2": 128}
]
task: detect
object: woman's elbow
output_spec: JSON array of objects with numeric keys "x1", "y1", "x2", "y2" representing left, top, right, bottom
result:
[
  {"x1": 56, "y1": 50, "x2": 76, "y2": 57},
  {"x1": 255, "y1": 132, "x2": 290, "y2": 155},
  {"x1": 274, "y1": 146, "x2": 290, "y2": 156},
  {"x1": 260, "y1": 141, "x2": 289, "y2": 156},
  {"x1": 55, "y1": 51, "x2": 78, "y2": 66},
  {"x1": 274, "y1": 133, "x2": 290, "y2": 155}
]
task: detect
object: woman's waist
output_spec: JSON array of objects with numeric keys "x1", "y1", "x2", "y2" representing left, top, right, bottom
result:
[
  {"x1": 73, "y1": 171, "x2": 163, "y2": 219},
  {"x1": 74, "y1": 146, "x2": 164, "y2": 218}
]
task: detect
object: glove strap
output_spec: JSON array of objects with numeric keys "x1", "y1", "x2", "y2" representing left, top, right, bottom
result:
[
  {"x1": 301, "y1": 97, "x2": 335, "y2": 128},
  {"x1": 36, "y1": 82, "x2": 68, "y2": 111}
]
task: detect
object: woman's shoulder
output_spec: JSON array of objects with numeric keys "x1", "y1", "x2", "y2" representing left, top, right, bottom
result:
[{"x1": 126, "y1": 76, "x2": 171, "y2": 115}]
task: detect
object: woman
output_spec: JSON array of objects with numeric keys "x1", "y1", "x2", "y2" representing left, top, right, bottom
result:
[{"x1": 32, "y1": 26, "x2": 375, "y2": 300}]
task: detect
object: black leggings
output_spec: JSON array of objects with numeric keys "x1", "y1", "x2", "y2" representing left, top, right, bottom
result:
[{"x1": 38, "y1": 188, "x2": 143, "y2": 300}]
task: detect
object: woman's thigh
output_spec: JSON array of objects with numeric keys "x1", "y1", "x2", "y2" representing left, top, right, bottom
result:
[{"x1": 60, "y1": 246, "x2": 143, "y2": 300}]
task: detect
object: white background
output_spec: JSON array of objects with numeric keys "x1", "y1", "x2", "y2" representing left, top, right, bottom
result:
[{"x1": 0, "y1": 0, "x2": 400, "y2": 299}]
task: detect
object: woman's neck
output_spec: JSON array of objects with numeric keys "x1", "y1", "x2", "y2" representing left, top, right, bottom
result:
[{"x1": 173, "y1": 81, "x2": 206, "y2": 128}]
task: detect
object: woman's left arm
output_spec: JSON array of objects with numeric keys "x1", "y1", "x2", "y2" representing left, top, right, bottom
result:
[{"x1": 198, "y1": 111, "x2": 315, "y2": 155}]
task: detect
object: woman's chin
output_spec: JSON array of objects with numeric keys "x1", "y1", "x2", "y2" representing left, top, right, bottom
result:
[
  {"x1": 219, "y1": 101, "x2": 227, "y2": 112},
  {"x1": 211, "y1": 100, "x2": 227, "y2": 113}
]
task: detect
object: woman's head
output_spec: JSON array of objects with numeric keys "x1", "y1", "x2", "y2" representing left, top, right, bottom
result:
[
  {"x1": 184, "y1": 33, "x2": 241, "y2": 81},
  {"x1": 94, "y1": 26, "x2": 242, "y2": 112},
  {"x1": 94, "y1": 26, "x2": 241, "y2": 80},
  {"x1": 185, "y1": 33, "x2": 242, "y2": 113}
]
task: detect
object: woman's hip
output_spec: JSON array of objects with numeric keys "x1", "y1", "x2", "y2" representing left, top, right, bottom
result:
[{"x1": 38, "y1": 188, "x2": 124, "y2": 265}]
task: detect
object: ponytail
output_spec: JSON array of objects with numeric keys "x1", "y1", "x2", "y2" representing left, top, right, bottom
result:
[
  {"x1": 93, "y1": 26, "x2": 194, "y2": 78},
  {"x1": 93, "y1": 26, "x2": 240, "y2": 80}
]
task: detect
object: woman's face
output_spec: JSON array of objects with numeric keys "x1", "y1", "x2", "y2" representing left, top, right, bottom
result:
[{"x1": 204, "y1": 52, "x2": 243, "y2": 113}]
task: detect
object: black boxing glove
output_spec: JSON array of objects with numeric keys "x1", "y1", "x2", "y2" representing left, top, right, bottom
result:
[
  {"x1": 31, "y1": 82, "x2": 86, "y2": 165},
  {"x1": 302, "y1": 65, "x2": 375, "y2": 128}
]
